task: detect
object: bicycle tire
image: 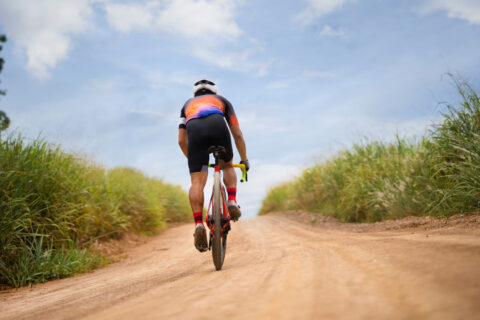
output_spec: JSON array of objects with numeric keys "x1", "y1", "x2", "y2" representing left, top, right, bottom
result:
[
  {"x1": 211, "y1": 170, "x2": 225, "y2": 270},
  {"x1": 220, "y1": 186, "x2": 228, "y2": 266}
]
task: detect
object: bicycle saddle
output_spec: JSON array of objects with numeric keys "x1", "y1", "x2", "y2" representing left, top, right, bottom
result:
[{"x1": 208, "y1": 146, "x2": 228, "y2": 158}]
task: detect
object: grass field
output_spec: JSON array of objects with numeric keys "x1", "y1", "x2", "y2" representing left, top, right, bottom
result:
[
  {"x1": 259, "y1": 80, "x2": 480, "y2": 222},
  {"x1": 0, "y1": 136, "x2": 190, "y2": 288}
]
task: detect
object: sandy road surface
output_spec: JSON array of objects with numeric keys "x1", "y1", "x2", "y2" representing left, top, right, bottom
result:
[{"x1": 1, "y1": 214, "x2": 480, "y2": 320}]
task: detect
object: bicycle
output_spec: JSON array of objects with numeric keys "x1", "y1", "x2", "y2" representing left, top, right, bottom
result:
[{"x1": 206, "y1": 146, "x2": 247, "y2": 271}]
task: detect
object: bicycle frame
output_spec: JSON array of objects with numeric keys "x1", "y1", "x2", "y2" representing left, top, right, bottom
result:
[
  {"x1": 205, "y1": 163, "x2": 246, "y2": 236},
  {"x1": 204, "y1": 145, "x2": 247, "y2": 270}
]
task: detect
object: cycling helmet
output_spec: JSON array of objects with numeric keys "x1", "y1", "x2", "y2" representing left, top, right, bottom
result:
[{"x1": 193, "y1": 79, "x2": 218, "y2": 96}]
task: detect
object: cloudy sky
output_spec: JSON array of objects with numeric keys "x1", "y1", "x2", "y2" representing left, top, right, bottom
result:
[{"x1": 1, "y1": 0, "x2": 479, "y2": 218}]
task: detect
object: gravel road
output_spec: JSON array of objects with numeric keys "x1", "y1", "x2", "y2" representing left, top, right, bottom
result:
[{"x1": 1, "y1": 213, "x2": 479, "y2": 320}]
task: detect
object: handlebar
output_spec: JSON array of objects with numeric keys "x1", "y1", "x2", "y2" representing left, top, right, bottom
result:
[{"x1": 207, "y1": 163, "x2": 248, "y2": 182}]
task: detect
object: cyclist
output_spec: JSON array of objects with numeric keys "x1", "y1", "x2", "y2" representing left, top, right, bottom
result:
[{"x1": 178, "y1": 79, "x2": 250, "y2": 252}]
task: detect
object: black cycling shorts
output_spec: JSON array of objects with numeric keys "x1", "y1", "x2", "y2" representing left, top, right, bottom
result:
[{"x1": 186, "y1": 113, "x2": 233, "y2": 173}]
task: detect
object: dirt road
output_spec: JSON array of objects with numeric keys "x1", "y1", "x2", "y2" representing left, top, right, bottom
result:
[{"x1": 1, "y1": 213, "x2": 480, "y2": 320}]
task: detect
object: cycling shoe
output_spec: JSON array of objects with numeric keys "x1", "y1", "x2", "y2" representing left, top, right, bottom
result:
[
  {"x1": 193, "y1": 224, "x2": 208, "y2": 252},
  {"x1": 227, "y1": 200, "x2": 242, "y2": 222}
]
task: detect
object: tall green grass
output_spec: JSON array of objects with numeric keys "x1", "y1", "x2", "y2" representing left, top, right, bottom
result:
[
  {"x1": 259, "y1": 81, "x2": 480, "y2": 222},
  {"x1": 429, "y1": 81, "x2": 480, "y2": 212},
  {"x1": 0, "y1": 136, "x2": 190, "y2": 288}
]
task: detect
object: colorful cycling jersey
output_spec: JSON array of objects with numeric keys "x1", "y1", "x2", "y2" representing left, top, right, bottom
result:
[{"x1": 179, "y1": 94, "x2": 239, "y2": 129}]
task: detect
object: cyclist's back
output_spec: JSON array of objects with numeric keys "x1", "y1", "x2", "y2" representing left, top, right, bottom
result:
[
  {"x1": 180, "y1": 93, "x2": 238, "y2": 173},
  {"x1": 180, "y1": 94, "x2": 238, "y2": 128}
]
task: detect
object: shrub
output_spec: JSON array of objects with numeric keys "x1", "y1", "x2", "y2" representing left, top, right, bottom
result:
[
  {"x1": 259, "y1": 80, "x2": 480, "y2": 222},
  {"x1": 0, "y1": 135, "x2": 190, "y2": 287}
]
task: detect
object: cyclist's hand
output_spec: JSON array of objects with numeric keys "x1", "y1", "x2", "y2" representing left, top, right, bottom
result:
[{"x1": 240, "y1": 160, "x2": 250, "y2": 172}]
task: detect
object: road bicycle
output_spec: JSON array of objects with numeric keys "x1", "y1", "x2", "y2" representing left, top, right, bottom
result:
[{"x1": 206, "y1": 146, "x2": 247, "y2": 271}]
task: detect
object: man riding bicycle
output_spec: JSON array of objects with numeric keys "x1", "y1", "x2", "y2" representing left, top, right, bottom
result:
[{"x1": 178, "y1": 79, "x2": 250, "y2": 252}]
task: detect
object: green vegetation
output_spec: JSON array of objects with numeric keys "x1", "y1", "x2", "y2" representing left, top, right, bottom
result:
[
  {"x1": 0, "y1": 135, "x2": 190, "y2": 288},
  {"x1": 259, "y1": 80, "x2": 480, "y2": 222},
  {"x1": 0, "y1": 34, "x2": 10, "y2": 134}
]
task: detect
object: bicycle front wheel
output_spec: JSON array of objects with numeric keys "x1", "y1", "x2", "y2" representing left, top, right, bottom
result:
[{"x1": 211, "y1": 170, "x2": 226, "y2": 270}]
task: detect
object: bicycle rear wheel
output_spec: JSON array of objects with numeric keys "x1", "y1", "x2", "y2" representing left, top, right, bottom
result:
[{"x1": 211, "y1": 170, "x2": 226, "y2": 270}]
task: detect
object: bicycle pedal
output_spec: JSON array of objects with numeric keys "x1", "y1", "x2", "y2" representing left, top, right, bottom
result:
[{"x1": 224, "y1": 223, "x2": 231, "y2": 235}]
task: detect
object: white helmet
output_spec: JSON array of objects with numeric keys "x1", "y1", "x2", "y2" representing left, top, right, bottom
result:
[{"x1": 193, "y1": 79, "x2": 218, "y2": 96}]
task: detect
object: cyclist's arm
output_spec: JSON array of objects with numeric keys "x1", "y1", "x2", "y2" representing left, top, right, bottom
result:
[
  {"x1": 178, "y1": 105, "x2": 188, "y2": 158},
  {"x1": 219, "y1": 96, "x2": 247, "y2": 161},
  {"x1": 229, "y1": 125, "x2": 247, "y2": 162},
  {"x1": 178, "y1": 128, "x2": 188, "y2": 158}
]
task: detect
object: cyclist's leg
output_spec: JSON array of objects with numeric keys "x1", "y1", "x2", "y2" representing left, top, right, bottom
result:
[
  {"x1": 189, "y1": 169, "x2": 209, "y2": 252},
  {"x1": 208, "y1": 114, "x2": 234, "y2": 188},
  {"x1": 207, "y1": 114, "x2": 241, "y2": 220},
  {"x1": 186, "y1": 117, "x2": 210, "y2": 226},
  {"x1": 222, "y1": 161, "x2": 241, "y2": 220},
  {"x1": 189, "y1": 171, "x2": 208, "y2": 220},
  {"x1": 221, "y1": 160, "x2": 237, "y2": 190},
  {"x1": 190, "y1": 172, "x2": 209, "y2": 252},
  {"x1": 186, "y1": 118, "x2": 210, "y2": 252}
]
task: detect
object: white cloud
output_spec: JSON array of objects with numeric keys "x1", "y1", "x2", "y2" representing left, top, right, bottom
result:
[
  {"x1": 105, "y1": 0, "x2": 267, "y2": 75},
  {"x1": 0, "y1": 0, "x2": 93, "y2": 79},
  {"x1": 147, "y1": 71, "x2": 199, "y2": 88},
  {"x1": 105, "y1": 2, "x2": 155, "y2": 32},
  {"x1": 105, "y1": 0, "x2": 241, "y2": 38},
  {"x1": 267, "y1": 80, "x2": 290, "y2": 89},
  {"x1": 192, "y1": 45, "x2": 268, "y2": 75},
  {"x1": 295, "y1": 0, "x2": 355, "y2": 25},
  {"x1": 128, "y1": 108, "x2": 179, "y2": 124},
  {"x1": 301, "y1": 70, "x2": 336, "y2": 79},
  {"x1": 419, "y1": 0, "x2": 480, "y2": 25},
  {"x1": 267, "y1": 70, "x2": 336, "y2": 89},
  {"x1": 154, "y1": 0, "x2": 241, "y2": 39},
  {"x1": 238, "y1": 113, "x2": 296, "y2": 134},
  {"x1": 319, "y1": 25, "x2": 345, "y2": 37},
  {"x1": 86, "y1": 75, "x2": 128, "y2": 91}
]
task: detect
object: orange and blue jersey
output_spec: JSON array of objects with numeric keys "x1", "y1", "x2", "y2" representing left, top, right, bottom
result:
[{"x1": 179, "y1": 94, "x2": 239, "y2": 129}]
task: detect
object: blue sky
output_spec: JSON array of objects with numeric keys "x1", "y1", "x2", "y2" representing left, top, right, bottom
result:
[{"x1": 1, "y1": 0, "x2": 480, "y2": 218}]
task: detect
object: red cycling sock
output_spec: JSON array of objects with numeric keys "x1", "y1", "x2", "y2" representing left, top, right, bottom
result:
[
  {"x1": 227, "y1": 188, "x2": 237, "y2": 202},
  {"x1": 193, "y1": 212, "x2": 203, "y2": 225}
]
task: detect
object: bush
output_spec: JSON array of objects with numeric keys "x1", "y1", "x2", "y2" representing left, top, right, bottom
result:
[
  {"x1": 259, "y1": 80, "x2": 480, "y2": 222},
  {"x1": 0, "y1": 135, "x2": 190, "y2": 287},
  {"x1": 258, "y1": 182, "x2": 296, "y2": 215},
  {"x1": 429, "y1": 81, "x2": 480, "y2": 212}
]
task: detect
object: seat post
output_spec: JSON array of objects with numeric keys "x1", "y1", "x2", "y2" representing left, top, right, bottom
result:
[{"x1": 208, "y1": 146, "x2": 226, "y2": 167}]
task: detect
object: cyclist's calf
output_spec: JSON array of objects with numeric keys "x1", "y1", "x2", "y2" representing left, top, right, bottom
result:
[
  {"x1": 189, "y1": 172, "x2": 208, "y2": 214},
  {"x1": 222, "y1": 164, "x2": 237, "y2": 189}
]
